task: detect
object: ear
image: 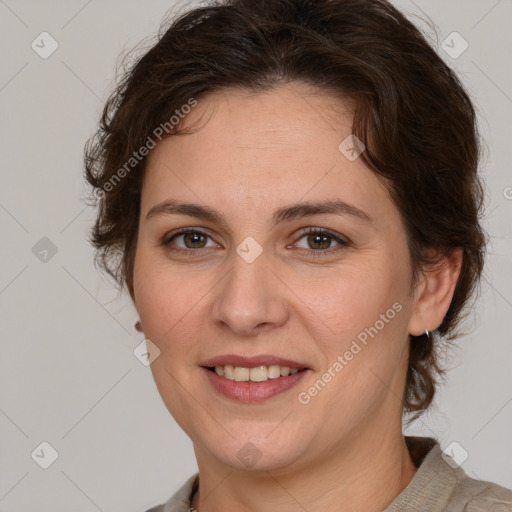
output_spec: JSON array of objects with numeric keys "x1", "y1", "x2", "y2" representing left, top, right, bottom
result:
[{"x1": 408, "y1": 248, "x2": 463, "y2": 336}]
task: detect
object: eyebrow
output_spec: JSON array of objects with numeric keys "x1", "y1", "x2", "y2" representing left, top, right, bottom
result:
[{"x1": 145, "y1": 199, "x2": 373, "y2": 226}]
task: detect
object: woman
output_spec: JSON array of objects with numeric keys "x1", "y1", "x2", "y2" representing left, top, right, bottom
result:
[{"x1": 84, "y1": 0, "x2": 512, "y2": 510}]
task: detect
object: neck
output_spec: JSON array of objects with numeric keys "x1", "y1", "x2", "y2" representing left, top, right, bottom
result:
[{"x1": 191, "y1": 430, "x2": 417, "y2": 512}]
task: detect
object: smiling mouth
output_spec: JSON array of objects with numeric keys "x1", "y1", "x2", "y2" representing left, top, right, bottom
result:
[{"x1": 206, "y1": 364, "x2": 307, "y2": 382}]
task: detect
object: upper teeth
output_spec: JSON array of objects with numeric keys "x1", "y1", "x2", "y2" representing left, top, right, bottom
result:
[{"x1": 214, "y1": 365, "x2": 300, "y2": 382}]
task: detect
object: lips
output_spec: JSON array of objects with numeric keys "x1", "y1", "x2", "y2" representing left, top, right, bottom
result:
[
  {"x1": 200, "y1": 354, "x2": 309, "y2": 370},
  {"x1": 199, "y1": 354, "x2": 311, "y2": 403},
  {"x1": 201, "y1": 366, "x2": 310, "y2": 403}
]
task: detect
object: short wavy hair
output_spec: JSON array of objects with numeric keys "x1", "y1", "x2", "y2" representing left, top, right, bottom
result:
[{"x1": 84, "y1": 0, "x2": 487, "y2": 418}]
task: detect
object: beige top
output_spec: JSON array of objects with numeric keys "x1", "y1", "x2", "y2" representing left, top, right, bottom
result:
[{"x1": 145, "y1": 437, "x2": 512, "y2": 512}]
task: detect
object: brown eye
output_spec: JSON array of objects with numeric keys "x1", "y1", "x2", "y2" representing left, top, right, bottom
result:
[
  {"x1": 306, "y1": 233, "x2": 333, "y2": 250},
  {"x1": 181, "y1": 231, "x2": 208, "y2": 249},
  {"x1": 294, "y1": 228, "x2": 349, "y2": 256},
  {"x1": 164, "y1": 229, "x2": 216, "y2": 251}
]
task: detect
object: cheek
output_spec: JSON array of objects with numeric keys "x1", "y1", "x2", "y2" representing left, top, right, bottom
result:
[
  {"x1": 133, "y1": 253, "x2": 207, "y2": 352},
  {"x1": 294, "y1": 255, "x2": 410, "y2": 398},
  {"x1": 297, "y1": 260, "x2": 407, "y2": 347},
  {"x1": 133, "y1": 256, "x2": 211, "y2": 425}
]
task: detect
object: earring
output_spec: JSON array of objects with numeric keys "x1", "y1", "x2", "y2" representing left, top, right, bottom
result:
[
  {"x1": 425, "y1": 329, "x2": 429, "y2": 336},
  {"x1": 135, "y1": 321, "x2": 143, "y2": 332}
]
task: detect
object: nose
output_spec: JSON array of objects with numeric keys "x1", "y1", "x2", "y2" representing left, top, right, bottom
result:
[{"x1": 211, "y1": 248, "x2": 289, "y2": 337}]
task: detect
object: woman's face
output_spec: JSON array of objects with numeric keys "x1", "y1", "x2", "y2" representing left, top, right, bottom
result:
[{"x1": 133, "y1": 82, "x2": 422, "y2": 472}]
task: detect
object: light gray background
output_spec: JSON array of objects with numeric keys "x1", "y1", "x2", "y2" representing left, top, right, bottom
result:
[{"x1": 0, "y1": 1, "x2": 511, "y2": 511}]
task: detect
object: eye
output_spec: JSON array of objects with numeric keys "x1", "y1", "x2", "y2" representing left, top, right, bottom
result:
[
  {"x1": 293, "y1": 228, "x2": 349, "y2": 256},
  {"x1": 163, "y1": 228, "x2": 218, "y2": 252},
  {"x1": 161, "y1": 227, "x2": 349, "y2": 257}
]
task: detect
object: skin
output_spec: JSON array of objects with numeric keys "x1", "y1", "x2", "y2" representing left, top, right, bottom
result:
[{"x1": 132, "y1": 82, "x2": 462, "y2": 511}]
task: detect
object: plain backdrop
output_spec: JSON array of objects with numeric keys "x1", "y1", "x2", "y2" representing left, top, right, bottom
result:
[{"x1": 1, "y1": 1, "x2": 511, "y2": 511}]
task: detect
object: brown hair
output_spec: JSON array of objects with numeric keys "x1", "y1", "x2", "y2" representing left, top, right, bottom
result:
[{"x1": 84, "y1": 0, "x2": 487, "y2": 418}]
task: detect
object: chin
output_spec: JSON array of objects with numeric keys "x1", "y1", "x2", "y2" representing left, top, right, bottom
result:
[
  {"x1": 213, "y1": 444, "x2": 304, "y2": 473},
  {"x1": 192, "y1": 424, "x2": 312, "y2": 473}
]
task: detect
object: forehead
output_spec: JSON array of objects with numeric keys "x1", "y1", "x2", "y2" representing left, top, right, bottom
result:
[
  {"x1": 141, "y1": 83, "x2": 394, "y2": 226},
  {"x1": 151, "y1": 83, "x2": 355, "y2": 165}
]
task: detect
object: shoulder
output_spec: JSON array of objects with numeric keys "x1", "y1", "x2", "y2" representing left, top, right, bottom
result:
[
  {"x1": 143, "y1": 473, "x2": 198, "y2": 512},
  {"x1": 453, "y1": 470, "x2": 512, "y2": 511},
  {"x1": 387, "y1": 437, "x2": 512, "y2": 511},
  {"x1": 429, "y1": 444, "x2": 512, "y2": 510},
  {"x1": 144, "y1": 506, "x2": 164, "y2": 512}
]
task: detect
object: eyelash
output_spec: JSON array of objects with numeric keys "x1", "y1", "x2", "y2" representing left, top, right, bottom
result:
[{"x1": 162, "y1": 227, "x2": 350, "y2": 257}]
